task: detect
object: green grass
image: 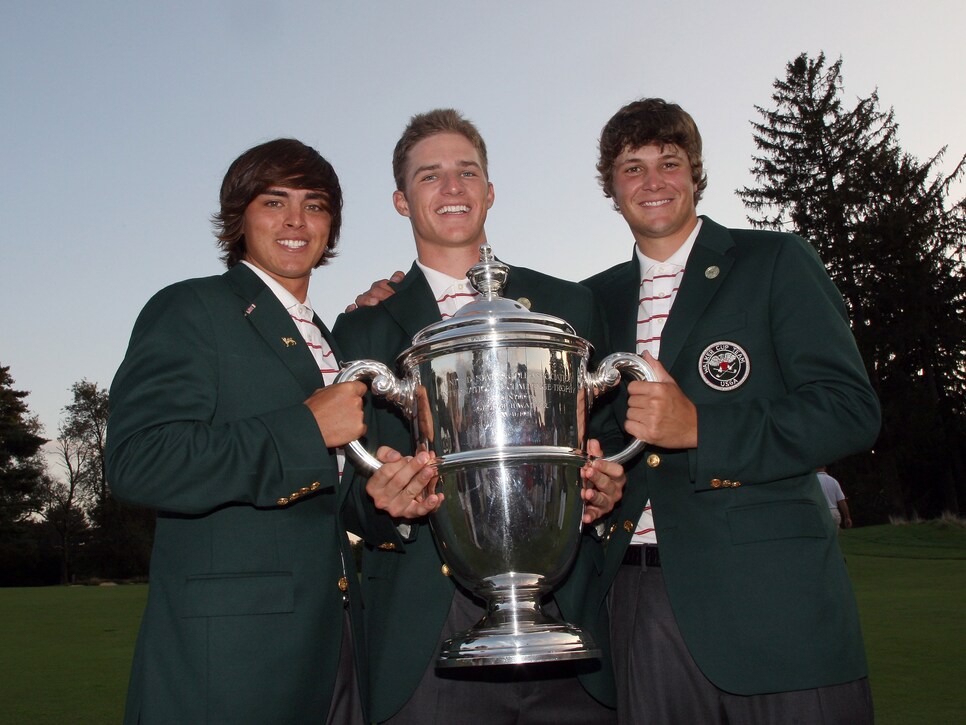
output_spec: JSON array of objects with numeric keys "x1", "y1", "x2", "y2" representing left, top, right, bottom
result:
[
  {"x1": 839, "y1": 521, "x2": 966, "y2": 725},
  {"x1": 0, "y1": 584, "x2": 146, "y2": 724},
  {"x1": 0, "y1": 523, "x2": 963, "y2": 724}
]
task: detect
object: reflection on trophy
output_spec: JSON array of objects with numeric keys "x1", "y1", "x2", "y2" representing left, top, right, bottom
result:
[{"x1": 335, "y1": 245, "x2": 654, "y2": 667}]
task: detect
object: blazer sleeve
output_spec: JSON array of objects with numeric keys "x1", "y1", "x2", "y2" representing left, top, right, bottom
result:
[
  {"x1": 106, "y1": 283, "x2": 335, "y2": 515},
  {"x1": 694, "y1": 235, "x2": 880, "y2": 487},
  {"x1": 332, "y1": 309, "x2": 412, "y2": 547}
]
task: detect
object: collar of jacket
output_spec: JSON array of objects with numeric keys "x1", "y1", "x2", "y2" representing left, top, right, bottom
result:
[{"x1": 224, "y1": 263, "x2": 332, "y2": 396}]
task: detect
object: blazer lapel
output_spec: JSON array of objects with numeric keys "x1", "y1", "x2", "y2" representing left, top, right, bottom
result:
[
  {"x1": 583, "y1": 255, "x2": 640, "y2": 425},
  {"x1": 382, "y1": 262, "x2": 443, "y2": 338},
  {"x1": 658, "y1": 217, "x2": 735, "y2": 372},
  {"x1": 224, "y1": 265, "x2": 324, "y2": 396},
  {"x1": 316, "y1": 315, "x2": 342, "y2": 373},
  {"x1": 605, "y1": 256, "x2": 643, "y2": 353}
]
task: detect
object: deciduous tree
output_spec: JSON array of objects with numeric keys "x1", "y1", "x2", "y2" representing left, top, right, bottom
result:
[
  {"x1": 38, "y1": 436, "x2": 91, "y2": 583},
  {"x1": 59, "y1": 380, "x2": 153, "y2": 579},
  {"x1": 61, "y1": 380, "x2": 109, "y2": 513}
]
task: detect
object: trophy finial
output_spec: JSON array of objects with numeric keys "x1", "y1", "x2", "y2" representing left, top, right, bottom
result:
[{"x1": 467, "y1": 244, "x2": 509, "y2": 300}]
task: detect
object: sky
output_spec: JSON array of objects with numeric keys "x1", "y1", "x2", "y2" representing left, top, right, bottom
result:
[{"x1": 1, "y1": 0, "x2": 964, "y2": 444}]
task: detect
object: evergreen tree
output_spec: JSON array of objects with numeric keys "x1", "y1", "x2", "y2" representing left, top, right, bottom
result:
[
  {"x1": 739, "y1": 52, "x2": 966, "y2": 521},
  {"x1": 0, "y1": 364, "x2": 46, "y2": 527},
  {"x1": 0, "y1": 364, "x2": 57, "y2": 585}
]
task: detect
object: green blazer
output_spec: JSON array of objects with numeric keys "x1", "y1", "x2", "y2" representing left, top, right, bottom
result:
[
  {"x1": 582, "y1": 217, "x2": 881, "y2": 695},
  {"x1": 106, "y1": 264, "x2": 366, "y2": 724},
  {"x1": 333, "y1": 262, "x2": 620, "y2": 721}
]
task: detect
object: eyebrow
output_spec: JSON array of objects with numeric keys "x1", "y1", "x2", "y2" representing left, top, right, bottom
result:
[
  {"x1": 659, "y1": 150, "x2": 684, "y2": 160},
  {"x1": 619, "y1": 150, "x2": 683, "y2": 165},
  {"x1": 261, "y1": 188, "x2": 325, "y2": 199},
  {"x1": 410, "y1": 159, "x2": 483, "y2": 180}
]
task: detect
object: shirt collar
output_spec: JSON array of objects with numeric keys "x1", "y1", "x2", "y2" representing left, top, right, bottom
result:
[
  {"x1": 634, "y1": 218, "x2": 703, "y2": 280},
  {"x1": 240, "y1": 261, "x2": 316, "y2": 316},
  {"x1": 415, "y1": 260, "x2": 471, "y2": 301}
]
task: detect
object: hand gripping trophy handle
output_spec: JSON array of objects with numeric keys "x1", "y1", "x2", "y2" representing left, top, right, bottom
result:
[
  {"x1": 586, "y1": 351, "x2": 658, "y2": 464},
  {"x1": 334, "y1": 360, "x2": 415, "y2": 473}
]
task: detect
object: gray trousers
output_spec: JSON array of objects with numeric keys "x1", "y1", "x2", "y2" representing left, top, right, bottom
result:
[
  {"x1": 610, "y1": 562, "x2": 874, "y2": 725},
  {"x1": 325, "y1": 612, "x2": 364, "y2": 725},
  {"x1": 384, "y1": 587, "x2": 616, "y2": 724}
]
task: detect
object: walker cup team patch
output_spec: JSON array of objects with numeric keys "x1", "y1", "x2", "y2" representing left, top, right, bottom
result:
[{"x1": 699, "y1": 342, "x2": 750, "y2": 390}]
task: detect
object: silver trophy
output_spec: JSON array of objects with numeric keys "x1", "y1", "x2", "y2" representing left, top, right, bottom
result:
[{"x1": 335, "y1": 245, "x2": 654, "y2": 667}]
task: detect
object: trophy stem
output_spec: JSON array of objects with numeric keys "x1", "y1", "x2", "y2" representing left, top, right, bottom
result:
[
  {"x1": 436, "y1": 586, "x2": 601, "y2": 668},
  {"x1": 483, "y1": 586, "x2": 548, "y2": 629}
]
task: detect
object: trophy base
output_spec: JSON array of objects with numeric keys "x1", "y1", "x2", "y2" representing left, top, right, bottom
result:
[
  {"x1": 436, "y1": 591, "x2": 600, "y2": 667},
  {"x1": 437, "y1": 622, "x2": 600, "y2": 667}
]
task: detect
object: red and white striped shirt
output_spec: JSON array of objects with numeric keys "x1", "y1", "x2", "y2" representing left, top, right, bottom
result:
[
  {"x1": 631, "y1": 219, "x2": 701, "y2": 545},
  {"x1": 416, "y1": 260, "x2": 481, "y2": 318}
]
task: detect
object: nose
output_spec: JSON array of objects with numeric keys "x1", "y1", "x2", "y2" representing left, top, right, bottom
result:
[
  {"x1": 442, "y1": 172, "x2": 464, "y2": 195},
  {"x1": 285, "y1": 206, "x2": 306, "y2": 228},
  {"x1": 642, "y1": 168, "x2": 664, "y2": 191}
]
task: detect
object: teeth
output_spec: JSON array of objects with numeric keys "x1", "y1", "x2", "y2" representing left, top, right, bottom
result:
[
  {"x1": 641, "y1": 200, "x2": 671, "y2": 207},
  {"x1": 277, "y1": 239, "x2": 308, "y2": 248},
  {"x1": 437, "y1": 205, "x2": 470, "y2": 214}
]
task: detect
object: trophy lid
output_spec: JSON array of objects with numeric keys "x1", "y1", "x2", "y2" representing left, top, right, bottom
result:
[{"x1": 408, "y1": 244, "x2": 584, "y2": 352}]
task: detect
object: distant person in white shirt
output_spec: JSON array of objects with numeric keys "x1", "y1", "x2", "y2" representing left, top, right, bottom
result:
[{"x1": 818, "y1": 467, "x2": 853, "y2": 528}]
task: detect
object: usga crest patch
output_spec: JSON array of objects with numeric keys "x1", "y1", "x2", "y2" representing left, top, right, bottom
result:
[{"x1": 699, "y1": 342, "x2": 750, "y2": 390}]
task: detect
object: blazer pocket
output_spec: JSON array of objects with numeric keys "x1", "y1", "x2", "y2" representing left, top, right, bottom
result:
[
  {"x1": 181, "y1": 571, "x2": 294, "y2": 618},
  {"x1": 727, "y1": 500, "x2": 826, "y2": 544}
]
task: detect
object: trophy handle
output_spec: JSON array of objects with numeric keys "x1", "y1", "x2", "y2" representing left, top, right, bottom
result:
[
  {"x1": 333, "y1": 360, "x2": 416, "y2": 474},
  {"x1": 586, "y1": 352, "x2": 658, "y2": 464}
]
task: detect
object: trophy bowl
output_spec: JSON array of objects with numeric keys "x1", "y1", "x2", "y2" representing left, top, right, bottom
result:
[{"x1": 335, "y1": 245, "x2": 654, "y2": 667}]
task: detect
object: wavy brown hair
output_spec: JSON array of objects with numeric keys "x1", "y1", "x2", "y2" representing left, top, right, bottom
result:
[{"x1": 213, "y1": 138, "x2": 343, "y2": 268}]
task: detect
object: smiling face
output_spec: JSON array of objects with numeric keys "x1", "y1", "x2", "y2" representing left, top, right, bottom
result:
[
  {"x1": 611, "y1": 143, "x2": 699, "y2": 259},
  {"x1": 393, "y1": 132, "x2": 494, "y2": 270},
  {"x1": 241, "y1": 187, "x2": 332, "y2": 300}
]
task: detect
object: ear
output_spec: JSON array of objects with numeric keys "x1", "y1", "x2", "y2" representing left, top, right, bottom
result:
[
  {"x1": 485, "y1": 181, "x2": 495, "y2": 210},
  {"x1": 392, "y1": 189, "x2": 410, "y2": 218}
]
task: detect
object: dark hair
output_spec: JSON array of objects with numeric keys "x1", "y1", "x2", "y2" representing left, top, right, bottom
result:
[
  {"x1": 597, "y1": 98, "x2": 708, "y2": 205},
  {"x1": 392, "y1": 109, "x2": 489, "y2": 191},
  {"x1": 212, "y1": 138, "x2": 343, "y2": 268}
]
